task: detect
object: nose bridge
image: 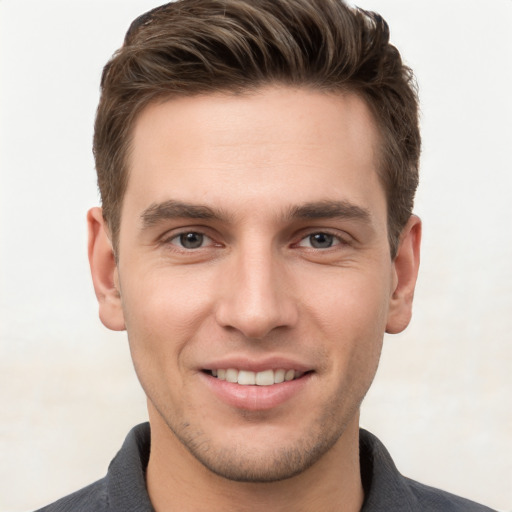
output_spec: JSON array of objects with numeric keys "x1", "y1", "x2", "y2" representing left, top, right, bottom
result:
[{"x1": 215, "y1": 237, "x2": 297, "y2": 339}]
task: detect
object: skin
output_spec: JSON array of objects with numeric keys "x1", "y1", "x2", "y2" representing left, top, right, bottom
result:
[{"x1": 88, "y1": 87, "x2": 421, "y2": 512}]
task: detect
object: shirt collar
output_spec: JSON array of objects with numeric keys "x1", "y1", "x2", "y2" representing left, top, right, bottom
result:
[
  {"x1": 106, "y1": 423, "x2": 154, "y2": 511},
  {"x1": 359, "y1": 428, "x2": 417, "y2": 511}
]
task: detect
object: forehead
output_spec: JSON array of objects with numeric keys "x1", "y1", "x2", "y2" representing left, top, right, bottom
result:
[{"x1": 125, "y1": 87, "x2": 385, "y2": 221}]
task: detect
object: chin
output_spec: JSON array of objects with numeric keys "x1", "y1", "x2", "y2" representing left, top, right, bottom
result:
[
  {"x1": 189, "y1": 440, "x2": 336, "y2": 483},
  {"x1": 165, "y1": 413, "x2": 349, "y2": 483}
]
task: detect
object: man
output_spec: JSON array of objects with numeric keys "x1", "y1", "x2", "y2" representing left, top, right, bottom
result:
[{"x1": 36, "y1": 0, "x2": 496, "y2": 510}]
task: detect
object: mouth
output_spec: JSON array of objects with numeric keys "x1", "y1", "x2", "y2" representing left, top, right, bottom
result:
[
  {"x1": 204, "y1": 368, "x2": 308, "y2": 386},
  {"x1": 201, "y1": 365, "x2": 314, "y2": 410}
]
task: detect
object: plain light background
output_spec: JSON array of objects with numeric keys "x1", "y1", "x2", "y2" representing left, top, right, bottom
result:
[{"x1": 1, "y1": 1, "x2": 511, "y2": 511}]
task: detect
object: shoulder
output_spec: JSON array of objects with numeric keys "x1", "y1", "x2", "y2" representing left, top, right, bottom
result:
[
  {"x1": 404, "y1": 477, "x2": 498, "y2": 512},
  {"x1": 33, "y1": 477, "x2": 109, "y2": 512}
]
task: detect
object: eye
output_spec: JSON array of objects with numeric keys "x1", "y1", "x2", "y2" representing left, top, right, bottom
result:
[
  {"x1": 297, "y1": 232, "x2": 341, "y2": 249},
  {"x1": 169, "y1": 231, "x2": 212, "y2": 249}
]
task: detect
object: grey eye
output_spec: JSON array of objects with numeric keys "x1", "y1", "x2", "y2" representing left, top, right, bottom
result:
[
  {"x1": 178, "y1": 232, "x2": 204, "y2": 249},
  {"x1": 309, "y1": 233, "x2": 334, "y2": 248},
  {"x1": 297, "y1": 232, "x2": 340, "y2": 249}
]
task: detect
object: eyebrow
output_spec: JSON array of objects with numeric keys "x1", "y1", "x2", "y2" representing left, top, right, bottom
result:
[
  {"x1": 286, "y1": 200, "x2": 372, "y2": 223},
  {"x1": 141, "y1": 199, "x2": 228, "y2": 227},
  {"x1": 140, "y1": 198, "x2": 371, "y2": 228}
]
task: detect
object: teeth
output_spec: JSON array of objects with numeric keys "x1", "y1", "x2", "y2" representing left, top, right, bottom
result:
[
  {"x1": 238, "y1": 370, "x2": 256, "y2": 385},
  {"x1": 211, "y1": 368, "x2": 304, "y2": 385},
  {"x1": 285, "y1": 369, "x2": 295, "y2": 381},
  {"x1": 226, "y1": 368, "x2": 238, "y2": 383},
  {"x1": 274, "y1": 369, "x2": 285, "y2": 384},
  {"x1": 255, "y1": 369, "x2": 274, "y2": 386}
]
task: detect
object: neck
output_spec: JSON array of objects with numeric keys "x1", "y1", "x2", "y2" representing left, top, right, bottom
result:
[{"x1": 146, "y1": 406, "x2": 364, "y2": 512}]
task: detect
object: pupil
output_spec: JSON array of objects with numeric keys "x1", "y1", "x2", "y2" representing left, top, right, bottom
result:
[
  {"x1": 180, "y1": 232, "x2": 203, "y2": 249},
  {"x1": 310, "y1": 233, "x2": 333, "y2": 248}
]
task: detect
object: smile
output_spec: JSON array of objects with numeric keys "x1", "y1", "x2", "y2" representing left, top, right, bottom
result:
[{"x1": 207, "y1": 368, "x2": 305, "y2": 386}]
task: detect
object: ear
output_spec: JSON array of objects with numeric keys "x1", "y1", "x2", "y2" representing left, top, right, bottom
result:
[
  {"x1": 87, "y1": 207, "x2": 126, "y2": 331},
  {"x1": 386, "y1": 215, "x2": 422, "y2": 334}
]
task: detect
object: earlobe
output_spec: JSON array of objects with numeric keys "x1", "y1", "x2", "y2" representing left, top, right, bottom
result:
[
  {"x1": 87, "y1": 207, "x2": 126, "y2": 331},
  {"x1": 385, "y1": 215, "x2": 422, "y2": 334}
]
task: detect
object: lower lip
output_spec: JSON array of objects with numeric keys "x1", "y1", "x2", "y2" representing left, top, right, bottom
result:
[{"x1": 201, "y1": 372, "x2": 312, "y2": 411}]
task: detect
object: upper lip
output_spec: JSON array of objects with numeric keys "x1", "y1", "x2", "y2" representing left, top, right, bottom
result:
[{"x1": 200, "y1": 356, "x2": 313, "y2": 373}]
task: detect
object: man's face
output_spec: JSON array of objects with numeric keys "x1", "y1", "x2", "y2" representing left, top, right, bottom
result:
[{"x1": 94, "y1": 87, "x2": 417, "y2": 481}]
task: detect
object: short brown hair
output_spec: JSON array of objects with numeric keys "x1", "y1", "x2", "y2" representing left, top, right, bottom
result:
[{"x1": 94, "y1": 0, "x2": 420, "y2": 257}]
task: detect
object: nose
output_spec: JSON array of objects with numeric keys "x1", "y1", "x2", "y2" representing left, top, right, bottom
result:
[{"x1": 214, "y1": 245, "x2": 298, "y2": 340}]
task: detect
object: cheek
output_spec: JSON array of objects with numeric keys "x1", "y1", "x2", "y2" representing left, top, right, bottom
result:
[
  {"x1": 119, "y1": 269, "x2": 214, "y2": 365},
  {"x1": 123, "y1": 263, "x2": 213, "y2": 320},
  {"x1": 119, "y1": 273, "x2": 211, "y2": 414},
  {"x1": 305, "y1": 268, "x2": 390, "y2": 371},
  {"x1": 308, "y1": 266, "x2": 391, "y2": 328}
]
